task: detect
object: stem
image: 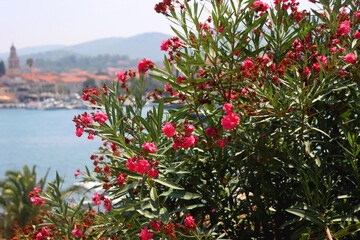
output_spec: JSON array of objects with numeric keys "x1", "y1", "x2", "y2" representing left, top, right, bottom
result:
[
  {"x1": 325, "y1": 227, "x2": 333, "y2": 240},
  {"x1": 192, "y1": 230, "x2": 202, "y2": 240}
]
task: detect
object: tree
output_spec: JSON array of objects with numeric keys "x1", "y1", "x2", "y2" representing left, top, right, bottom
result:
[
  {"x1": 0, "y1": 60, "x2": 5, "y2": 77},
  {"x1": 26, "y1": 58, "x2": 34, "y2": 81},
  {"x1": 0, "y1": 166, "x2": 85, "y2": 239},
  {"x1": 0, "y1": 166, "x2": 48, "y2": 238},
  {"x1": 83, "y1": 77, "x2": 97, "y2": 89}
]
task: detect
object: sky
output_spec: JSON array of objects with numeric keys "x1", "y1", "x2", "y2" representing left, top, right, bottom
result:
[
  {"x1": 0, "y1": 0, "x2": 172, "y2": 52},
  {"x1": 0, "y1": 0, "x2": 316, "y2": 53}
]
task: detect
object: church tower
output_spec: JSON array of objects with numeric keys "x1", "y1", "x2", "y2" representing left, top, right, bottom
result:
[{"x1": 8, "y1": 43, "x2": 21, "y2": 78}]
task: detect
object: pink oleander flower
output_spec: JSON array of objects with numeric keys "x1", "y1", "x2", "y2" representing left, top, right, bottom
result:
[
  {"x1": 30, "y1": 197, "x2": 45, "y2": 206},
  {"x1": 72, "y1": 228, "x2": 82, "y2": 238},
  {"x1": 74, "y1": 169, "x2": 80, "y2": 177},
  {"x1": 117, "y1": 175, "x2": 126, "y2": 186},
  {"x1": 242, "y1": 57, "x2": 254, "y2": 69},
  {"x1": 104, "y1": 198, "x2": 111, "y2": 211},
  {"x1": 29, "y1": 187, "x2": 42, "y2": 196},
  {"x1": 221, "y1": 112, "x2": 240, "y2": 130},
  {"x1": 184, "y1": 124, "x2": 195, "y2": 134},
  {"x1": 148, "y1": 168, "x2": 159, "y2": 178},
  {"x1": 205, "y1": 127, "x2": 217, "y2": 136},
  {"x1": 182, "y1": 135, "x2": 197, "y2": 149},
  {"x1": 36, "y1": 233, "x2": 43, "y2": 240},
  {"x1": 173, "y1": 134, "x2": 198, "y2": 149},
  {"x1": 337, "y1": 21, "x2": 351, "y2": 36},
  {"x1": 312, "y1": 63, "x2": 321, "y2": 71},
  {"x1": 226, "y1": 91, "x2": 237, "y2": 100},
  {"x1": 81, "y1": 112, "x2": 93, "y2": 127},
  {"x1": 139, "y1": 226, "x2": 154, "y2": 240},
  {"x1": 338, "y1": 70, "x2": 346, "y2": 75},
  {"x1": 92, "y1": 192, "x2": 101, "y2": 205},
  {"x1": 184, "y1": 214, "x2": 196, "y2": 231},
  {"x1": 150, "y1": 220, "x2": 162, "y2": 231},
  {"x1": 333, "y1": 39, "x2": 340, "y2": 44},
  {"x1": 177, "y1": 76, "x2": 186, "y2": 84},
  {"x1": 160, "y1": 39, "x2": 171, "y2": 51},
  {"x1": 304, "y1": 67, "x2": 311, "y2": 75},
  {"x1": 138, "y1": 58, "x2": 155, "y2": 74},
  {"x1": 251, "y1": 0, "x2": 270, "y2": 12},
  {"x1": 354, "y1": 32, "x2": 360, "y2": 39},
  {"x1": 116, "y1": 71, "x2": 126, "y2": 82},
  {"x1": 344, "y1": 52, "x2": 356, "y2": 64},
  {"x1": 240, "y1": 88, "x2": 249, "y2": 95},
  {"x1": 339, "y1": 47, "x2": 346, "y2": 52},
  {"x1": 218, "y1": 24, "x2": 224, "y2": 33},
  {"x1": 270, "y1": 63, "x2": 276, "y2": 71},
  {"x1": 104, "y1": 165, "x2": 111, "y2": 175},
  {"x1": 94, "y1": 112, "x2": 108, "y2": 124},
  {"x1": 218, "y1": 139, "x2": 226, "y2": 148},
  {"x1": 75, "y1": 127, "x2": 84, "y2": 137},
  {"x1": 135, "y1": 159, "x2": 150, "y2": 174},
  {"x1": 223, "y1": 103, "x2": 234, "y2": 113},
  {"x1": 126, "y1": 158, "x2": 136, "y2": 172},
  {"x1": 36, "y1": 227, "x2": 50, "y2": 240},
  {"x1": 317, "y1": 55, "x2": 328, "y2": 66},
  {"x1": 142, "y1": 142, "x2": 157, "y2": 153},
  {"x1": 88, "y1": 133, "x2": 94, "y2": 140},
  {"x1": 162, "y1": 122, "x2": 176, "y2": 137}
]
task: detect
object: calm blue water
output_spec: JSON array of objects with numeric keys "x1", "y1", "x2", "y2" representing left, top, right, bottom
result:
[{"x1": 0, "y1": 109, "x2": 102, "y2": 188}]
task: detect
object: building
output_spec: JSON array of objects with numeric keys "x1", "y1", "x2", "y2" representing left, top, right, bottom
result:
[{"x1": 8, "y1": 44, "x2": 21, "y2": 78}]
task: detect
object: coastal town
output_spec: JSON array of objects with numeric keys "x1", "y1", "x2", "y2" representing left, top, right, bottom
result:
[{"x1": 0, "y1": 44, "x2": 128, "y2": 109}]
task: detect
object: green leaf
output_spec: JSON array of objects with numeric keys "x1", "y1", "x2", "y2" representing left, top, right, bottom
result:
[
  {"x1": 150, "y1": 187, "x2": 159, "y2": 212},
  {"x1": 160, "y1": 190, "x2": 201, "y2": 200},
  {"x1": 170, "y1": 204, "x2": 204, "y2": 214},
  {"x1": 286, "y1": 208, "x2": 325, "y2": 227},
  {"x1": 333, "y1": 223, "x2": 360, "y2": 238},
  {"x1": 162, "y1": 168, "x2": 190, "y2": 174},
  {"x1": 160, "y1": 207, "x2": 170, "y2": 223},
  {"x1": 153, "y1": 178, "x2": 184, "y2": 190},
  {"x1": 136, "y1": 209, "x2": 156, "y2": 218},
  {"x1": 329, "y1": 215, "x2": 359, "y2": 222}
]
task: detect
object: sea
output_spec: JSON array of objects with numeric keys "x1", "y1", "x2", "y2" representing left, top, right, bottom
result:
[{"x1": 0, "y1": 108, "x2": 153, "y2": 189}]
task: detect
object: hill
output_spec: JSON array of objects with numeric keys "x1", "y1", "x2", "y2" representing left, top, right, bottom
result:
[{"x1": 0, "y1": 32, "x2": 170, "y2": 62}]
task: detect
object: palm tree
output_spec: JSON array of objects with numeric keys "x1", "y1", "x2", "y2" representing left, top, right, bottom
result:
[
  {"x1": 0, "y1": 165, "x2": 48, "y2": 238},
  {"x1": 26, "y1": 58, "x2": 34, "y2": 81},
  {"x1": 0, "y1": 165, "x2": 87, "y2": 238}
]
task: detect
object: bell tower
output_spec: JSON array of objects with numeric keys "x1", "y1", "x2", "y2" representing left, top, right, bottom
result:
[{"x1": 8, "y1": 43, "x2": 21, "y2": 78}]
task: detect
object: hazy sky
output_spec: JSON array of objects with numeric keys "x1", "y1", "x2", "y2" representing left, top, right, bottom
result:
[{"x1": 0, "y1": 0, "x2": 316, "y2": 53}]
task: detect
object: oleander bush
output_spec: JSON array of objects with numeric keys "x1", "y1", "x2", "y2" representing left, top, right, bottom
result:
[{"x1": 12, "y1": 0, "x2": 360, "y2": 239}]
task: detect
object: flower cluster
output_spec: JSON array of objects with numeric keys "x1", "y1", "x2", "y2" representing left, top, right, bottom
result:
[
  {"x1": 126, "y1": 156, "x2": 159, "y2": 178},
  {"x1": 160, "y1": 36, "x2": 185, "y2": 62},
  {"x1": 138, "y1": 58, "x2": 155, "y2": 74},
  {"x1": 250, "y1": 1, "x2": 270, "y2": 15},
  {"x1": 29, "y1": 187, "x2": 45, "y2": 206},
  {"x1": 73, "y1": 111, "x2": 107, "y2": 138},
  {"x1": 139, "y1": 226, "x2": 153, "y2": 240},
  {"x1": 137, "y1": 214, "x2": 197, "y2": 239},
  {"x1": 163, "y1": 120, "x2": 198, "y2": 149},
  {"x1": 74, "y1": 168, "x2": 80, "y2": 177},
  {"x1": 71, "y1": 227, "x2": 82, "y2": 238},
  {"x1": 35, "y1": 227, "x2": 51, "y2": 240},
  {"x1": 92, "y1": 192, "x2": 112, "y2": 211},
  {"x1": 154, "y1": 0, "x2": 175, "y2": 14},
  {"x1": 81, "y1": 87, "x2": 101, "y2": 105},
  {"x1": 221, "y1": 104, "x2": 240, "y2": 130}
]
